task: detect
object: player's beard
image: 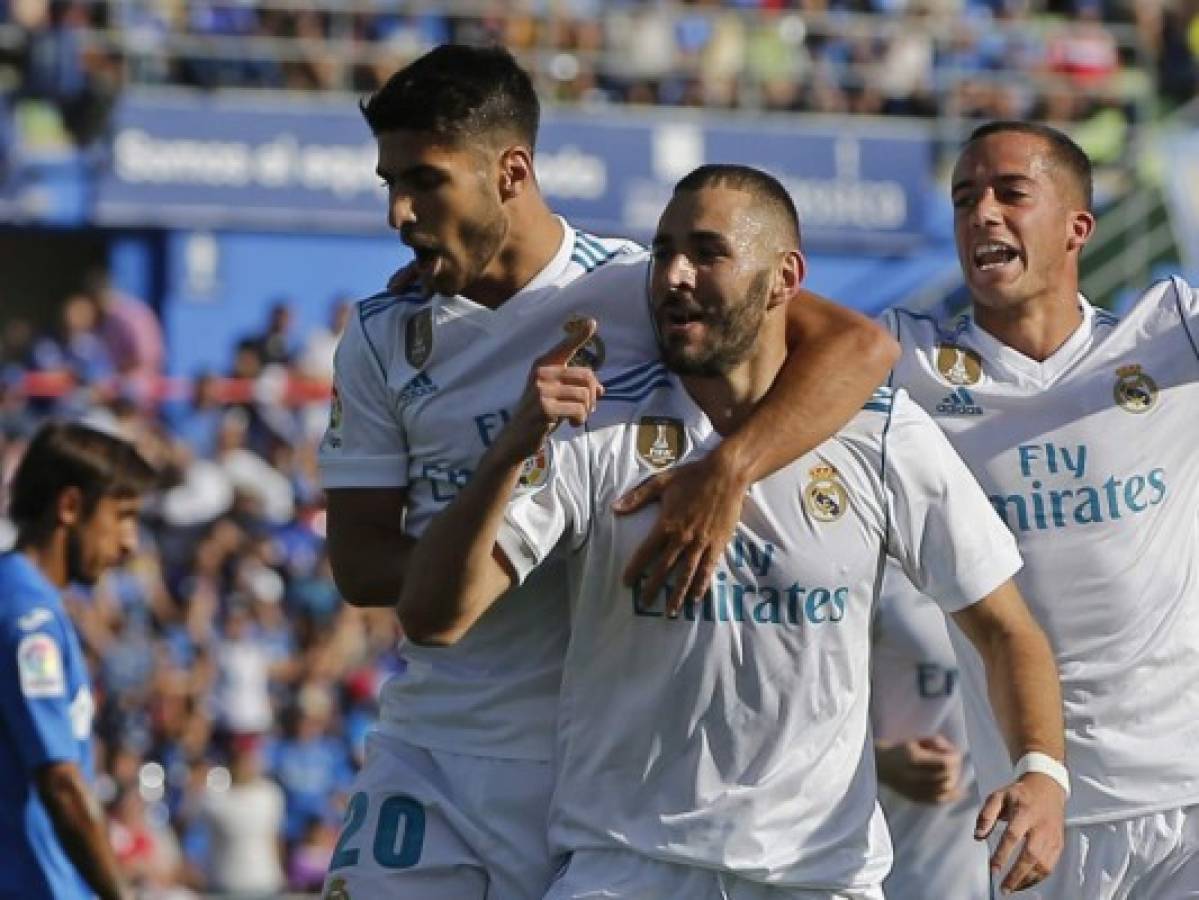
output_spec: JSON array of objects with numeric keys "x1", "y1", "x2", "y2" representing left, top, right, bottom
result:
[
  {"x1": 64, "y1": 523, "x2": 98, "y2": 586},
  {"x1": 449, "y1": 197, "x2": 509, "y2": 298},
  {"x1": 659, "y1": 270, "x2": 770, "y2": 377}
]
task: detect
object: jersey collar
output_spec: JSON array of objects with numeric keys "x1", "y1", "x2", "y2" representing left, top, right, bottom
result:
[{"x1": 963, "y1": 294, "x2": 1096, "y2": 387}]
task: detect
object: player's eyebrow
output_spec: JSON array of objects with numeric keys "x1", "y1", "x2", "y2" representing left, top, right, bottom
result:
[
  {"x1": 951, "y1": 172, "x2": 1036, "y2": 195},
  {"x1": 376, "y1": 163, "x2": 444, "y2": 183}
]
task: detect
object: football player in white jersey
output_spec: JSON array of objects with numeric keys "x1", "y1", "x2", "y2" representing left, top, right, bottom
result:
[
  {"x1": 399, "y1": 164, "x2": 1068, "y2": 898},
  {"x1": 881, "y1": 121, "x2": 1199, "y2": 898},
  {"x1": 318, "y1": 47, "x2": 899, "y2": 899},
  {"x1": 871, "y1": 560, "x2": 990, "y2": 900}
]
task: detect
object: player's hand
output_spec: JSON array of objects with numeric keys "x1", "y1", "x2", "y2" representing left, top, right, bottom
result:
[
  {"x1": 497, "y1": 318, "x2": 603, "y2": 465},
  {"x1": 976, "y1": 772, "x2": 1066, "y2": 894},
  {"x1": 875, "y1": 735, "x2": 964, "y2": 804},
  {"x1": 387, "y1": 261, "x2": 420, "y2": 294},
  {"x1": 614, "y1": 448, "x2": 749, "y2": 615}
]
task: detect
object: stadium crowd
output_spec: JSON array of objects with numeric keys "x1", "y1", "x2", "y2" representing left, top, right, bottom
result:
[
  {"x1": 0, "y1": 0, "x2": 1196, "y2": 151},
  {"x1": 0, "y1": 282, "x2": 383, "y2": 897}
]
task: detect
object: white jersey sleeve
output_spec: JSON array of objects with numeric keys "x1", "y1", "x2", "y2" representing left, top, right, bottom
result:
[
  {"x1": 318, "y1": 294, "x2": 410, "y2": 489},
  {"x1": 495, "y1": 431, "x2": 591, "y2": 585},
  {"x1": 883, "y1": 392, "x2": 1022, "y2": 612},
  {"x1": 1174, "y1": 275, "x2": 1199, "y2": 362}
]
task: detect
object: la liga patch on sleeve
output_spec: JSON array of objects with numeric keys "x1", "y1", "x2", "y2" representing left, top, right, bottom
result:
[{"x1": 17, "y1": 633, "x2": 66, "y2": 698}]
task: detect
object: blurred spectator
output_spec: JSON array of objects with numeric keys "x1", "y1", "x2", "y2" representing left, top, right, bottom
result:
[
  {"x1": 298, "y1": 296, "x2": 351, "y2": 383},
  {"x1": 200, "y1": 734, "x2": 286, "y2": 896},
  {"x1": 267, "y1": 681, "x2": 353, "y2": 844},
  {"x1": 29, "y1": 292, "x2": 113, "y2": 384},
  {"x1": 246, "y1": 300, "x2": 298, "y2": 368},
  {"x1": 211, "y1": 602, "x2": 275, "y2": 737},
  {"x1": 84, "y1": 268, "x2": 166, "y2": 390},
  {"x1": 287, "y1": 814, "x2": 339, "y2": 892}
]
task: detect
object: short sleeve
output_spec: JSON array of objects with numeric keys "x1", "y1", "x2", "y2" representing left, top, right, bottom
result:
[
  {"x1": 495, "y1": 431, "x2": 590, "y2": 585},
  {"x1": 318, "y1": 309, "x2": 410, "y2": 489},
  {"x1": 883, "y1": 393, "x2": 1022, "y2": 612},
  {"x1": 1175, "y1": 277, "x2": 1199, "y2": 367},
  {"x1": 0, "y1": 617, "x2": 79, "y2": 773}
]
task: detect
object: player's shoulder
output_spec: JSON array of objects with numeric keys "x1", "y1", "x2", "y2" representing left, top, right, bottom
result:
[
  {"x1": 568, "y1": 226, "x2": 644, "y2": 275},
  {"x1": 881, "y1": 305, "x2": 966, "y2": 350},
  {"x1": 1119, "y1": 275, "x2": 1199, "y2": 325},
  {"x1": 0, "y1": 555, "x2": 64, "y2": 639},
  {"x1": 839, "y1": 386, "x2": 932, "y2": 448},
  {"x1": 338, "y1": 286, "x2": 431, "y2": 375}
]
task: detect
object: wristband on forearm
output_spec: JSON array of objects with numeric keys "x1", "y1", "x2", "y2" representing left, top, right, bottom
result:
[{"x1": 1014, "y1": 751, "x2": 1070, "y2": 798}]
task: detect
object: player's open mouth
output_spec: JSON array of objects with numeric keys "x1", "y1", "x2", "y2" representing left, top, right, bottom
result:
[{"x1": 972, "y1": 241, "x2": 1020, "y2": 272}]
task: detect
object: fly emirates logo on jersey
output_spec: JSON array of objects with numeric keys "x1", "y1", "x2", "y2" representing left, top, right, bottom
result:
[
  {"x1": 988, "y1": 441, "x2": 1167, "y2": 533},
  {"x1": 631, "y1": 535, "x2": 851, "y2": 627}
]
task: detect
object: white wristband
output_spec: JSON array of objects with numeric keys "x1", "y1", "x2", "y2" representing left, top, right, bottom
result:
[{"x1": 1015, "y1": 751, "x2": 1070, "y2": 798}]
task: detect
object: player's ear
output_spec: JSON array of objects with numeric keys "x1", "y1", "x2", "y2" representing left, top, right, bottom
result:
[
  {"x1": 499, "y1": 145, "x2": 534, "y2": 201},
  {"x1": 769, "y1": 250, "x2": 806, "y2": 310},
  {"x1": 56, "y1": 485, "x2": 83, "y2": 529},
  {"x1": 1066, "y1": 209, "x2": 1095, "y2": 254}
]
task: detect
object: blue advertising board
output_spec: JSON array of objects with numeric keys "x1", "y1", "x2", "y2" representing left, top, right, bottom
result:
[{"x1": 96, "y1": 91, "x2": 933, "y2": 251}]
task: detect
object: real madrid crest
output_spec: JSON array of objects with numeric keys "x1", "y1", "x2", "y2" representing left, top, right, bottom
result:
[
  {"x1": 803, "y1": 464, "x2": 849, "y2": 523},
  {"x1": 635, "y1": 417, "x2": 683, "y2": 469},
  {"x1": 565, "y1": 314, "x2": 606, "y2": 371},
  {"x1": 935, "y1": 343, "x2": 983, "y2": 386},
  {"x1": 1113, "y1": 363, "x2": 1157, "y2": 413},
  {"x1": 516, "y1": 445, "x2": 551, "y2": 490},
  {"x1": 406, "y1": 308, "x2": 433, "y2": 368}
]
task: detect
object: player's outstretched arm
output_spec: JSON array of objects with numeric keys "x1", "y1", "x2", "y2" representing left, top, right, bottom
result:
[
  {"x1": 951, "y1": 581, "x2": 1066, "y2": 895},
  {"x1": 618, "y1": 290, "x2": 900, "y2": 611},
  {"x1": 398, "y1": 320, "x2": 602, "y2": 646},
  {"x1": 36, "y1": 761, "x2": 133, "y2": 900}
]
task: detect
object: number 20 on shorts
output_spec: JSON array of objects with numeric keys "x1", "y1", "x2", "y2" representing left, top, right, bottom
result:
[{"x1": 331, "y1": 792, "x2": 425, "y2": 869}]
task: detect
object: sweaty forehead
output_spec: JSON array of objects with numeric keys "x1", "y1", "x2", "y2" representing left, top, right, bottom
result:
[
  {"x1": 660, "y1": 186, "x2": 768, "y2": 242},
  {"x1": 953, "y1": 133, "x2": 1057, "y2": 187}
]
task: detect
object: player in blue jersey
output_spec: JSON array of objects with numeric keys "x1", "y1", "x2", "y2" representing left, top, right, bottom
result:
[{"x1": 0, "y1": 422, "x2": 155, "y2": 900}]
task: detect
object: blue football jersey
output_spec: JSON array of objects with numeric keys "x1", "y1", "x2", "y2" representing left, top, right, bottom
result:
[{"x1": 0, "y1": 551, "x2": 96, "y2": 899}]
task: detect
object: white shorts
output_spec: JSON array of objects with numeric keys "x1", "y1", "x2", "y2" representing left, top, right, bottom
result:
[
  {"x1": 544, "y1": 848, "x2": 885, "y2": 900},
  {"x1": 880, "y1": 786, "x2": 989, "y2": 900},
  {"x1": 322, "y1": 732, "x2": 556, "y2": 900},
  {"x1": 997, "y1": 804, "x2": 1199, "y2": 900}
]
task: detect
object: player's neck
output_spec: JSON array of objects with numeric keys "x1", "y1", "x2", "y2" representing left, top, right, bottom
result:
[
  {"x1": 464, "y1": 202, "x2": 563, "y2": 310},
  {"x1": 973, "y1": 289, "x2": 1083, "y2": 363},
  {"x1": 17, "y1": 533, "x2": 68, "y2": 588},
  {"x1": 682, "y1": 338, "x2": 786, "y2": 437}
]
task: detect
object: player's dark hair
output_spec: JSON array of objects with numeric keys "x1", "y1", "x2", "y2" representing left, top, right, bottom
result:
[
  {"x1": 360, "y1": 45, "x2": 539, "y2": 148},
  {"x1": 7, "y1": 422, "x2": 156, "y2": 538},
  {"x1": 965, "y1": 121, "x2": 1093, "y2": 210},
  {"x1": 673, "y1": 164, "x2": 802, "y2": 247}
]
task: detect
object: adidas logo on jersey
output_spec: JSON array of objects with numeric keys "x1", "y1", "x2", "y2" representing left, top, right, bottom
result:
[
  {"x1": 935, "y1": 387, "x2": 983, "y2": 416},
  {"x1": 397, "y1": 372, "x2": 438, "y2": 405}
]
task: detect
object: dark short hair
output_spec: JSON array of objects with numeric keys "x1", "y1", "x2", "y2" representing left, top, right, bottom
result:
[
  {"x1": 964, "y1": 121, "x2": 1093, "y2": 210},
  {"x1": 672, "y1": 164, "x2": 802, "y2": 247},
  {"x1": 360, "y1": 44, "x2": 539, "y2": 148},
  {"x1": 7, "y1": 422, "x2": 156, "y2": 534}
]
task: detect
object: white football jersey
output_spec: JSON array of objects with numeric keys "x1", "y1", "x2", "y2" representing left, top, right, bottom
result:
[
  {"x1": 872, "y1": 560, "x2": 989, "y2": 900},
  {"x1": 495, "y1": 376, "x2": 1022, "y2": 888},
  {"x1": 318, "y1": 221, "x2": 647, "y2": 761},
  {"x1": 883, "y1": 277, "x2": 1199, "y2": 824}
]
